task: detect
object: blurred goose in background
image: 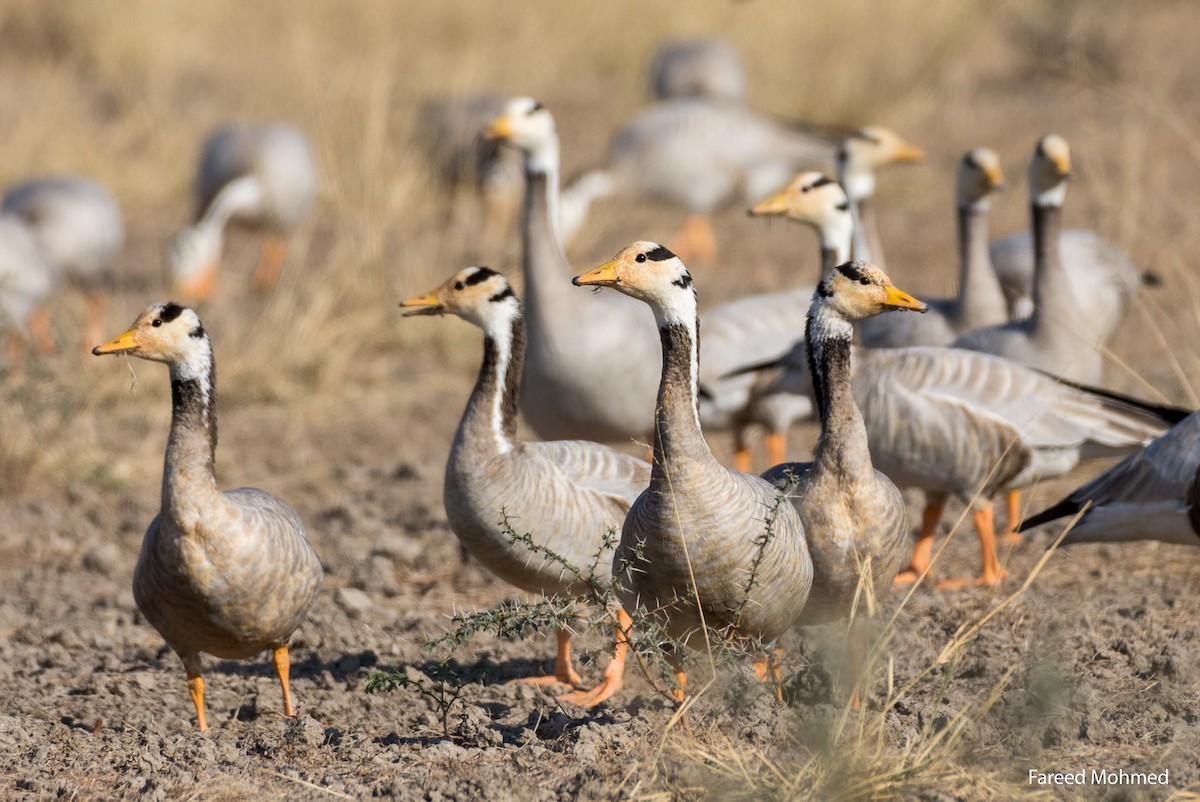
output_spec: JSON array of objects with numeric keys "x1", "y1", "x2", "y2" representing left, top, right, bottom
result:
[
  {"x1": 561, "y1": 99, "x2": 836, "y2": 261},
  {"x1": 171, "y1": 122, "x2": 318, "y2": 301},
  {"x1": 759, "y1": 261, "x2": 928, "y2": 625},
  {"x1": 415, "y1": 94, "x2": 525, "y2": 252},
  {"x1": 649, "y1": 38, "x2": 746, "y2": 103},
  {"x1": 487, "y1": 97, "x2": 661, "y2": 443},
  {"x1": 2, "y1": 176, "x2": 124, "y2": 349},
  {"x1": 739, "y1": 344, "x2": 1179, "y2": 587},
  {"x1": 699, "y1": 171, "x2": 847, "y2": 470},
  {"x1": 401, "y1": 267, "x2": 650, "y2": 707},
  {"x1": 92, "y1": 303, "x2": 322, "y2": 731},
  {"x1": 990, "y1": 177, "x2": 1145, "y2": 327},
  {"x1": 836, "y1": 127, "x2": 925, "y2": 270},
  {"x1": 0, "y1": 216, "x2": 56, "y2": 374},
  {"x1": 955, "y1": 135, "x2": 1106, "y2": 385},
  {"x1": 573, "y1": 242, "x2": 813, "y2": 699},
  {"x1": 1021, "y1": 410, "x2": 1200, "y2": 546},
  {"x1": 855, "y1": 148, "x2": 1009, "y2": 348}
]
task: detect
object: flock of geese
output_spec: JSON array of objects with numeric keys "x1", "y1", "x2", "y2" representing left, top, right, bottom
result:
[{"x1": 6, "y1": 38, "x2": 1196, "y2": 731}]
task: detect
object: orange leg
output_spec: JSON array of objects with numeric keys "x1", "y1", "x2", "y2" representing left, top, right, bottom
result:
[
  {"x1": 251, "y1": 234, "x2": 288, "y2": 294},
  {"x1": 751, "y1": 647, "x2": 785, "y2": 702},
  {"x1": 515, "y1": 628, "x2": 583, "y2": 688},
  {"x1": 175, "y1": 260, "x2": 220, "y2": 302},
  {"x1": 937, "y1": 502, "x2": 1008, "y2": 589},
  {"x1": 666, "y1": 214, "x2": 717, "y2": 264},
  {"x1": 733, "y1": 427, "x2": 752, "y2": 473},
  {"x1": 560, "y1": 608, "x2": 632, "y2": 707},
  {"x1": 7, "y1": 333, "x2": 27, "y2": 381},
  {"x1": 669, "y1": 655, "x2": 687, "y2": 704},
  {"x1": 273, "y1": 645, "x2": 296, "y2": 718},
  {"x1": 765, "y1": 431, "x2": 787, "y2": 467},
  {"x1": 894, "y1": 499, "x2": 944, "y2": 585},
  {"x1": 186, "y1": 669, "x2": 208, "y2": 732},
  {"x1": 29, "y1": 305, "x2": 54, "y2": 357},
  {"x1": 1001, "y1": 490, "x2": 1022, "y2": 545},
  {"x1": 82, "y1": 291, "x2": 108, "y2": 354}
]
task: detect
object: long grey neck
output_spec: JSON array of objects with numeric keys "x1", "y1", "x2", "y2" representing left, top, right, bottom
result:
[
  {"x1": 806, "y1": 305, "x2": 872, "y2": 480},
  {"x1": 457, "y1": 313, "x2": 524, "y2": 458},
  {"x1": 819, "y1": 245, "x2": 839, "y2": 275},
  {"x1": 1029, "y1": 201, "x2": 1071, "y2": 332},
  {"x1": 521, "y1": 165, "x2": 575, "y2": 326},
  {"x1": 952, "y1": 203, "x2": 1006, "y2": 325},
  {"x1": 851, "y1": 195, "x2": 885, "y2": 269},
  {"x1": 651, "y1": 316, "x2": 716, "y2": 479},
  {"x1": 163, "y1": 353, "x2": 220, "y2": 516}
]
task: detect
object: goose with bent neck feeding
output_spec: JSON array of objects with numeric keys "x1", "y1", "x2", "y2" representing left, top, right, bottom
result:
[
  {"x1": 837, "y1": 127, "x2": 924, "y2": 270},
  {"x1": 2, "y1": 176, "x2": 124, "y2": 349},
  {"x1": 401, "y1": 267, "x2": 650, "y2": 707},
  {"x1": 573, "y1": 242, "x2": 814, "y2": 698},
  {"x1": 0, "y1": 216, "x2": 57, "y2": 374},
  {"x1": 1021, "y1": 410, "x2": 1200, "y2": 547},
  {"x1": 171, "y1": 122, "x2": 318, "y2": 301},
  {"x1": 486, "y1": 98, "x2": 662, "y2": 443},
  {"x1": 92, "y1": 303, "x2": 322, "y2": 731},
  {"x1": 954, "y1": 135, "x2": 1105, "y2": 384}
]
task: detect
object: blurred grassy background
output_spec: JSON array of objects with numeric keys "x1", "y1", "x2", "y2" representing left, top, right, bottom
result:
[{"x1": 2, "y1": 0, "x2": 1199, "y2": 497}]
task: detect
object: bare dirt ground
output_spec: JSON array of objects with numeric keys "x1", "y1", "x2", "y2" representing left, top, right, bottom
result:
[{"x1": 2, "y1": 1, "x2": 1200, "y2": 800}]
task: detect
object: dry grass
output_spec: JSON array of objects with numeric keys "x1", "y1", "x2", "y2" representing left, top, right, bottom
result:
[{"x1": 3, "y1": 0, "x2": 1200, "y2": 797}]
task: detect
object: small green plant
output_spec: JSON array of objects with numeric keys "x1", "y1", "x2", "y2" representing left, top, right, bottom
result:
[{"x1": 364, "y1": 663, "x2": 467, "y2": 739}]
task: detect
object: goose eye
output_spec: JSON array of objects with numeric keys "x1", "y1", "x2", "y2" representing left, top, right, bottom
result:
[
  {"x1": 152, "y1": 319, "x2": 163, "y2": 327},
  {"x1": 859, "y1": 277, "x2": 870, "y2": 286},
  {"x1": 635, "y1": 253, "x2": 646, "y2": 263},
  {"x1": 454, "y1": 281, "x2": 465, "y2": 291},
  {"x1": 802, "y1": 185, "x2": 811, "y2": 193}
]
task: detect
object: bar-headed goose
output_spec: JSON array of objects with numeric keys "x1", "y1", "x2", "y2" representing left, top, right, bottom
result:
[
  {"x1": 649, "y1": 38, "x2": 746, "y2": 103},
  {"x1": 1021, "y1": 411, "x2": 1200, "y2": 546},
  {"x1": 172, "y1": 123, "x2": 318, "y2": 301},
  {"x1": 2, "y1": 176, "x2": 124, "y2": 349},
  {"x1": 954, "y1": 135, "x2": 1105, "y2": 385},
  {"x1": 486, "y1": 97, "x2": 661, "y2": 444},
  {"x1": 735, "y1": 344, "x2": 1178, "y2": 586},
  {"x1": 573, "y1": 242, "x2": 814, "y2": 697},
  {"x1": 92, "y1": 303, "x2": 322, "y2": 731},
  {"x1": 0, "y1": 216, "x2": 57, "y2": 374},
  {"x1": 401, "y1": 268, "x2": 651, "y2": 707}
]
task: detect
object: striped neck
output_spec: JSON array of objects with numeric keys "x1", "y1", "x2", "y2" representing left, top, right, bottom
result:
[
  {"x1": 458, "y1": 311, "x2": 524, "y2": 457},
  {"x1": 806, "y1": 300, "x2": 872, "y2": 478},
  {"x1": 163, "y1": 343, "x2": 220, "y2": 516},
  {"x1": 652, "y1": 308, "x2": 713, "y2": 474}
]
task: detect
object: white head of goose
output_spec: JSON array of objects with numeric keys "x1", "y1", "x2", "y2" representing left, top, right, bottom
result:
[
  {"x1": 401, "y1": 267, "x2": 651, "y2": 708},
  {"x1": 750, "y1": 171, "x2": 854, "y2": 274},
  {"x1": 91, "y1": 302, "x2": 322, "y2": 731},
  {"x1": 575, "y1": 242, "x2": 814, "y2": 699},
  {"x1": 836, "y1": 126, "x2": 923, "y2": 269}
]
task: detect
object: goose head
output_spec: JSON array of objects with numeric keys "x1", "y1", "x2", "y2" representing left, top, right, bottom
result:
[
  {"x1": 837, "y1": 126, "x2": 923, "y2": 200},
  {"x1": 92, "y1": 302, "x2": 211, "y2": 377},
  {"x1": 815, "y1": 261, "x2": 927, "y2": 322},
  {"x1": 957, "y1": 148, "x2": 1006, "y2": 209},
  {"x1": 748, "y1": 171, "x2": 853, "y2": 246},
  {"x1": 400, "y1": 266, "x2": 519, "y2": 330},
  {"x1": 573, "y1": 241, "x2": 696, "y2": 325},
  {"x1": 1029, "y1": 134, "x2": 1071, "y2": 207},
  {"x1": 170, "y1": 225, "x2": 223, "y2": 302},
  {"x1": 486, "y1": 97, "x2": 557, "y2": 159}
]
